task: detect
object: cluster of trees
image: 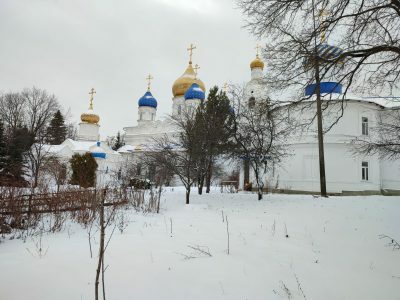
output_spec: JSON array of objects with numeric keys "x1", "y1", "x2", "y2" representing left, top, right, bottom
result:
[
  {"x1": 147, "y1": 85, "x2": 290, "y2": 202},
  {"x1": 0, "y1": 87, "x2": 75, "y2": 187}
]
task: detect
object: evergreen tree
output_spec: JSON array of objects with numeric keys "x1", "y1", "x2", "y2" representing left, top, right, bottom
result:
[
  {"x1": 5, "y1": 126, "x2": 34, "y2": 184},
  {"x1": 69, "y1": 152, "x2": 98, "y2": 188},
  {"x1": 0, "y1": 123, "x2": 7, "y2": 174},
  {"x1": 111, "y1": 131, "x2": 124, "y2": 151},
  {"x1": 46, "y1": 110, "x2": 67, "y2": 145},
  {"x1": 194, "y1": 86, "x2": 235, "y2": 193}
]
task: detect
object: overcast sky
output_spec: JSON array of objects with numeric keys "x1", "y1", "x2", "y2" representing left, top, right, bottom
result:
[{"x1": 0, "y1": 0, "x2": 259, "y2": 138}]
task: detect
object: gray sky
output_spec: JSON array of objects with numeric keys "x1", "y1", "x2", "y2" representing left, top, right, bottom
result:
[{"x1": 0, "y1": 0, "x2": 258, "y2": 138}]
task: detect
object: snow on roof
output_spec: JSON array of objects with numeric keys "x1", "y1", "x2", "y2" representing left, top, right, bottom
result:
[{"x1": 40, "y1": 144, "x2": 66, "y2": 154}]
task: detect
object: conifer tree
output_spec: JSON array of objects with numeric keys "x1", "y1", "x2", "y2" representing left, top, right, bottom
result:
[
  {"x1": 6, "y1": 126, "x2": 34, "y2": 184},
  {"x1": 111, "y1": 131, "x2": 124, "y2": 151},
  {"x1": 46, "y1": 110, "x2": 67, "y2": 145},
  {"x1": 70, "y1": 152, "x2": 98, "y2": 188},
  {"x1": 0, "y1": 122, "x2": 7, "y2": 175}
]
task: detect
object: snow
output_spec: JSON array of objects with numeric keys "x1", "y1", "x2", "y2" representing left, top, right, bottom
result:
[{"x1": 1, "y1": 188, "x2": 399, "y2": 299}]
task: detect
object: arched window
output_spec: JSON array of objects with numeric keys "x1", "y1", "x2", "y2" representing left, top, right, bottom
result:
[{"x1": 248, "y1": 96, "x2": 255, "y2": 108}]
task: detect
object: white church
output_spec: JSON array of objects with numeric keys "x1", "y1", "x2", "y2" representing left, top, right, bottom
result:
[{"x1": 48, "y1": 44, "x2": 400, "y2": 195}]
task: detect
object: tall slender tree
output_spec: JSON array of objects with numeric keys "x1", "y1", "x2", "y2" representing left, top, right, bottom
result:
[{"x1": 46, "y1": 110, "x2": 67, "y2": 145}]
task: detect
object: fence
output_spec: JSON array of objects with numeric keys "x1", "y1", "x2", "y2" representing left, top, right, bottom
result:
[{"x1": 0, "y1": 188, "x2": 128, "y2": 216}]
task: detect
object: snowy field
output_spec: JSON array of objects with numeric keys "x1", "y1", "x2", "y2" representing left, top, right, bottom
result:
[{"x1": 1, "y1": 187, "x2": 400, "y2": 300}]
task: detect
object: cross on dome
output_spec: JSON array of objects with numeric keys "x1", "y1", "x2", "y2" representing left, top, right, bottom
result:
[
  {"x1": 193, "y1": 64, "x2": 200, "y2": 79},
  {"x1": 187, "y1": 43, "x2": 196, "y2": 64},
  {"x1": 146, "y1": 74, "x2": 154, "y2": 91},
  {"x1": 255, "y1": 43, "x2": 261, "y2": 58},
  {"x1": 88, "y1": 88, "x2": 96, "y2": 109},
  {"x1": 318, "y1": 9, "x2": 329, "y2": 43}
]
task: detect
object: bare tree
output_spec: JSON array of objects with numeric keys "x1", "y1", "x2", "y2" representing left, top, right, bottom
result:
[
  {"x1": 238, "y1": 0, "x2": 400, "y2": 97},
  {"x1": 353, "y1": 107, "x2": 400, "y2": 159},
  {"x1": 230, "y1": 86, "x2": 291, "y2": 200},
  {"x1": 22, "y1": 87, "x2": 59, "y2": 137},
  {"x1": 43, "y1": 156, "x2": 68, "y2": 193},
  {"x1": 0, "y1": 92, "x2": 26, "y2": 132},
  {"x1": 149, "y1": 112, "x2": 199, "y2": 204}
]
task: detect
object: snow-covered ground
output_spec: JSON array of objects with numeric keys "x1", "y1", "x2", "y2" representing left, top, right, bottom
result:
[{"x1": 1, "y1": 188, "x2": 400, "y2": 300}]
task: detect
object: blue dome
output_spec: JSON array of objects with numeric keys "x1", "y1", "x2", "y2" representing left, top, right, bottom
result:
[
  {"x1": 316, "y1": 43, "x2": 344, "y2": 61},
  {"x1": 184, "y1": 83, "x2": 205, "y2": 101},
  {"x1": 138, "y1": 91, "x2": 158, "y2": 108}
]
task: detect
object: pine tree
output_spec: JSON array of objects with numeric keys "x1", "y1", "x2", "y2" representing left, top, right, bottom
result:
[
  {"x1": 0, "y1": 122, "x2": 7, "y2": 174},
  {"x1": 46, "y1": 110, "x2": 67, "y2": 145},
  {"x1": 69, "y1": 152, "x2": 98, "y2": 188},
  {"x1": 5, "y1": 126, "x2": 34, "y2": 185},
  {"x1": 111, "y1": 131, "x2": 124, "y2": 151}
]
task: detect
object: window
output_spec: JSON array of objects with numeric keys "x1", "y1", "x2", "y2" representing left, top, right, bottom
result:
[
  {"x1": 151, "y1": 113, "x2": 155, "y2": 121},
  {"x1": 178, "y1": 105, "x2": 181, "y2": 115},
  {"x1": 361, "y1": 161, "x2": 369, "y2": 181},
  {"x1": 248, "y1": 96, "x2": 255, "y2": 108},
  {"x1": 139, "y1": 112, "x2": 142, "y2": 121},
  {"x1": 362, "y1": 117, "x2": 368, "y2": 135}
]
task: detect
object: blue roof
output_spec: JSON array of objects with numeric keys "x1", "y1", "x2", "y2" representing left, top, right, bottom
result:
[
  {"x1": 184, "y1": 83, "x2": 205, "y2": 101},
  {"x1": 305, "y1": 81, "x2": 343, "y2": 96},
  {"x1": 91, "y1": 141, "x2": 106, "y2": 159},
  {"x1": 138, "y1": 91, "x2": 158, "y2": 108}
]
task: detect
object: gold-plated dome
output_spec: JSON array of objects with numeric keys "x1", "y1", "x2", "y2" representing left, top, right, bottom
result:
[
  {"x1": 250, "y1": 55, "x2": 264, "y2": 70},
  {"x1": 81, "y1": 110, "x2": 100, "y2": 124},
  {"x1": 81, "y1": 88, "x2": 100, "y2": 124},
  {"x1": 172, "y1": 62, "x2": 206, "y2": 97}
]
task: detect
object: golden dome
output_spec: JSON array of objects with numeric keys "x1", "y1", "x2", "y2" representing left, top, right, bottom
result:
[
  {"x1": 172, "y1": 63, "x2": 206, "y2": 97},
  {"x1": 81, "y1": 109, "x2": 100, "y2": 124},
  {"x1": 250, "y1": 55, "x2": 264, "y2": 70}
]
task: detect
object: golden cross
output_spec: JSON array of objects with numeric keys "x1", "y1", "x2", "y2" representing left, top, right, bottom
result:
[
  {"x1": 146, "y1": 74, "x2": 153, "y2": 91},
  {"x1": 255, "y1": 43, "x2": 261, "y2": 58},
  {"x1": 193, "y1": 64, "x2": 200, "y2": 79},
  {"x1": 88, "y1": 88, "x2": 96, "y2": 109},
  {"x1": 318, "y1": 9, "x2": 329, "y2": 43},
  {"x1": 187, "y1": 43, "x2": 196, "y2": 63}
]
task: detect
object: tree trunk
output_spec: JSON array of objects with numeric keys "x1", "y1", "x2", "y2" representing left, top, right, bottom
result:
[
  {"x1": 198, "y1": 174, "x2": 205, "y2": 195},
  {"x1": 157, "y1": 184, "x2": 162, "y2": 214},
  {"x1": 314, "y1": 53, "x2": 328, "y2": 197},
  {"x1": 258, "y1": 187, "x2": 263, "y2": 200},
  {"x1": 185, "y1": 187, "x2": 190, "y2": 205},
  {"x1": 205, "y1": 161, "x2": 212, "y2": 193},
  {"x1": 95, "y1": 190, "x2": 106, "y2": 300}
]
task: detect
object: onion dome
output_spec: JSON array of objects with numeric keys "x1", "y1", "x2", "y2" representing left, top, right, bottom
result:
[
  {"x1": 184, "y1": 83, "x2": 205, "y2": 100},
  {"x1": 172, "y1": 63, "x2": 206, "y2": 97},
  {"x1": 81, "y1": 109, "x2": 100, "y2": 124},
  {"x1": 316, "y1": 43, "x2": 344, "y2": 62},
  {"x1": 91, "y1": 141, "x2": 106, "y2": 159},
  {"x1": 138, "y1": 91, "x2": 158, "y2": 108},
  {"x1": 250, "y1": 54, "x2": 265, "y2": 70}
]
